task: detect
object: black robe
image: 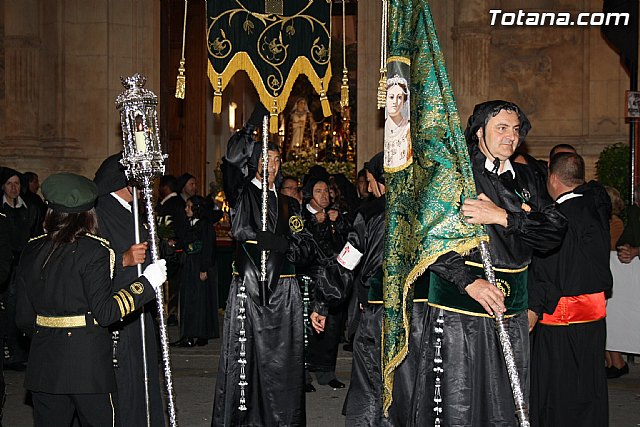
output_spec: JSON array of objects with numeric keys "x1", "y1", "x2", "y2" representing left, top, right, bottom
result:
[
  {"x1": 529, "y1": 181, "x2": 612, "y2": 427},
  {"x1": 179, "y1": 216, "x2": 219, "y2": 340},
  {"x1": 212, "y1": 130, "x2": 316, "y2": 427},
  {"x1": 315, "y1": 195, "x2": 427, "y2": 426},
  {"x1": 411, "y1": 146, "x2": 568, "y2": 426},
  {"x1": 333, "y1": 197, "x2": 387, "y2": 422},
  {"x1": 1, "y1": 197, "x2": 43, "y2": 365},
  {"x1": 156, "y1": 192, "x2": 187, "y2": 316},
  {"x1": 95, "y1": 194, "x2": 165, "y2": 427},
  {"x1": 300, "y1": 205, "x2": 348, "y2": 377}
]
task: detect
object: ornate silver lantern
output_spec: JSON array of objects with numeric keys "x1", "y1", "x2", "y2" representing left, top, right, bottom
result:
[
  {"x1": 115, "y1": 73, "x2": 178, "y2": 427},
  {"x1": 116, "y1": 74, "x2": 167, "y2": 181}
]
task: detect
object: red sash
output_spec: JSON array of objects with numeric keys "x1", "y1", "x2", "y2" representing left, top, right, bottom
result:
[{"x1": 539, "y1": 292, "x2": 606, "y2": 326}]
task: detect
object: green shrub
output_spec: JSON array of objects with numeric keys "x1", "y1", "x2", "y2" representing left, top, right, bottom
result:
[{"x1": 596, "y1": 143, "x2": 630, "y2": 204}]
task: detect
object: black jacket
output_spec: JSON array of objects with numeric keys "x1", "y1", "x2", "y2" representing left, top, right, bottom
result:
[
  {"x1": 529, "y1": 181, "x2": 613, "y2": 314},
  {"x1": 431, "y1": 145, "x2": 568, "y2": 292},
  {"x1": 15, "y1": 234, "x2": 156, "y2": 394}
]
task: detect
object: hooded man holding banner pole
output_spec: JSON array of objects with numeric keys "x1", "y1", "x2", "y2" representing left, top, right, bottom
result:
[
  {"x1": 379, "y1": 2, "x2": 568, "y2": 426},
  {"x1": 409, "y1": 100, "x2": 568, "y2": 426}
]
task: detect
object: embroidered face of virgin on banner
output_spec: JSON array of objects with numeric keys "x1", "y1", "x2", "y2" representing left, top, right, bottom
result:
[{"x1": 384, "y1": 61, "x2": 411, "y2": 170}]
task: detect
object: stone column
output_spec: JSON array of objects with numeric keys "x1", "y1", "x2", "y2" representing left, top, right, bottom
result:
[
  {"x1": 356, "y1": 0, "x2": 383, "y2": 169},
  {"x1": 451, "y1": 0, "x2": 491, "y2": 119},
  {"x1": 3, "y1": 0, "x2": 39, "y2": 148}
]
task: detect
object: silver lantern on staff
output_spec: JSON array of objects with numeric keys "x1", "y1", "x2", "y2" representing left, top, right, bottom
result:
[{"x1": 115, "y1": 73, "x2": 178, "y2": 427}]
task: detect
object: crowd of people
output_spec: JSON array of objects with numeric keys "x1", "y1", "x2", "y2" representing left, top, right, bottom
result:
[{"x1": 0, "y1": 98, "x2": 638, "y2": 427}]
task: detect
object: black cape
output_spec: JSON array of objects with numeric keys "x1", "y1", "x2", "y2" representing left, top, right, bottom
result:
[{"x1": 95, "y1": 194, "x2": 166, "y2": 427}]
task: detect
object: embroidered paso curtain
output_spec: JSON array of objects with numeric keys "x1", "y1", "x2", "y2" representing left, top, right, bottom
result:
[{"x1": 207, "y1": 0, "x2": 333, "y2": 133}]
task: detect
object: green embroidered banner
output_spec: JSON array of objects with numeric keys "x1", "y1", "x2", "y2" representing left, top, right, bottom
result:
[
  {"x1": 207, "y1": 0, "x2": 332, "y2": 133},
  {"x1": 381, "y1": 0, "x2": 488, "y2": 414}
]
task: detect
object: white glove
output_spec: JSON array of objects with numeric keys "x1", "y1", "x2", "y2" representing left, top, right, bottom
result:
[{"x1": 143, "y1": 259, "x2": 167, "y2": 290}]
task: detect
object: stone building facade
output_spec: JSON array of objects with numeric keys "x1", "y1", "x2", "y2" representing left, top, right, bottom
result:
[{"x1": 0, "y1": 0, "x2": 630, "y2": 182}]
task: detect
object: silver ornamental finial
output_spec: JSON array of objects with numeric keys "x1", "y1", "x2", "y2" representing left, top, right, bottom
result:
[{"x1": 116, "y1": 73, "x2": 167, "y2": 183}]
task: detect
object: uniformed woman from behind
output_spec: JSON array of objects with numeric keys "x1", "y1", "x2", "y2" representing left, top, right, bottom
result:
[{"x1": 15, "y1": 173, "x2": 167, "y2": 427}]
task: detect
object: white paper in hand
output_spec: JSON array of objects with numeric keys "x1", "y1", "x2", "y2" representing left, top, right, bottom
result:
[{"x1": 337, "y1": 242, "x2": 363, "y2": 270}]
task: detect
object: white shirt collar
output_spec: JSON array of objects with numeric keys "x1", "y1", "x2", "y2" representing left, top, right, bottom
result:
[
  {"x1": 306, "y1": 203, "x2": 319, "y2": 214},
  {"x1": 484, "y1": 158, "x2": 515, "y2": 178},
  {"x1": 160, "y1": 192, "x2": 178, "y2": 206},
  {"x1": 110, "y1": 192, "x2": 132, "y2": 212},
  {"x1": 556, "y1": 192, "x2": 583, "y2": 204},
  {"x1": 251, "y1": 177, "x2": 277, "y2": 194},
  {"x1": 2, "y1": 194, "x2": 26, "y2": 208}
]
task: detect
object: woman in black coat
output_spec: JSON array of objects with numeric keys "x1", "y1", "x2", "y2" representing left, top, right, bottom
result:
[
  {"x1": 15, "y1": 173, "x2": 166, "y2": 427},
  {"x1": 172, "y1": 195, "x2": 219, "y2": 347}
]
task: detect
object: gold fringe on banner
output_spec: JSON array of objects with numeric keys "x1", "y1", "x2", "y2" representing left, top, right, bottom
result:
[{"x1": 208, "y1": 54, "x2": 333, "y2": 132}]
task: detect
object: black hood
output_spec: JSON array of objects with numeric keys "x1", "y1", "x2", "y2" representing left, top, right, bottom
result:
[
  {"x1": 464, "y1": 100, "x2": 532, "y2": 146},
  {"x1": 93, "y1": 152, "x2": 127, "y2": 195}
]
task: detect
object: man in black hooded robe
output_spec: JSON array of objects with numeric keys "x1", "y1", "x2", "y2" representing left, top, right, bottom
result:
[
  {"x1": 300, "y1": 176, "x2": 349, "y2": 390},
  {"x1": 212, "y1": 105, "x2": 317, "y2": 427},
  {"x1": 410, "y1": 100, "x2": 568, "y2": 426},
  {"x1": 93, "y1": 153, "x2": 166, "y2": 426}
]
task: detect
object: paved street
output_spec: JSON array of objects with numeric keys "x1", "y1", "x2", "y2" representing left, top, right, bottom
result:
[{"x1": 3, "y1": 325, "x2": 640, "y2": 426}]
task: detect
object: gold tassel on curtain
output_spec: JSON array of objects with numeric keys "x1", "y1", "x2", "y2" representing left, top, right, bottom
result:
[
  {"x1": 377, "y1": 0, "x2": 388, "y2": 109},
  {"x1": 213, "y1": 76, "x2": 223, "y2": 113},
  {"x1": 270, "y1": 100, "x2": 279, "y2": 134},
  {"x1": 175, "y1": 0, "x2": 188, "y2": 99},
  {"x1": 339, "y1": 0, "x2": 349, "y2": 110},
  {"x1": 320, "y1": 89, "x2": 331, "y2": 117}
]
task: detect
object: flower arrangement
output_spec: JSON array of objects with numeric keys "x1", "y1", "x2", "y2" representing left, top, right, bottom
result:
[{"x1": 281, "y1": 159, "x2": 356, "y2": 182}]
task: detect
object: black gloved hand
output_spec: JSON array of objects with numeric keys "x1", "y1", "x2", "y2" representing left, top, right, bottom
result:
[{"x1": 256, "y1": 230, "x2": 289, "y2": 253}]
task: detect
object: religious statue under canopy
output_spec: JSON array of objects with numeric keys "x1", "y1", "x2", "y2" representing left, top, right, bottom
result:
[{"x1": 286, "y1": 98, "x2": 317, "y2": 161}]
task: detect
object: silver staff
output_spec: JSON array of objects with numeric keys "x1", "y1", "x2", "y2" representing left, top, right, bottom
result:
[
  {"x1": 478, "y1": 241, "x2": 530, "y2": 427},
  {"x1": 116, "y1": 74, "x2": 178, "y2": 427},
  {"x1": 259, "y1": 115, "x2": 269, "y2": 306},
  {"x1": 131, "y1": 190, "x2": 151, "y2": 427}
]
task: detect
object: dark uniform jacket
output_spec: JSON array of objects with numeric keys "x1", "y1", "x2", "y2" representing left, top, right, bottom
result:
[{"x1": 15, "y1": 234, "x2": 156, "y2": 394}]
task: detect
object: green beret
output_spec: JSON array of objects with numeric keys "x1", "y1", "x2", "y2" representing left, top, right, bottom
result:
[{"x1": 42, "y1": 173, "x2": 98, "y2": 213}]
